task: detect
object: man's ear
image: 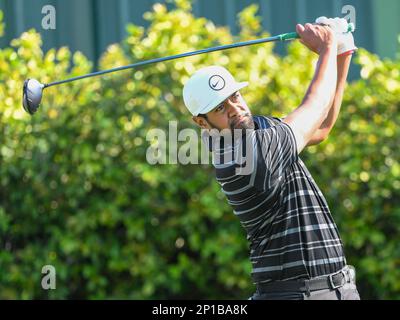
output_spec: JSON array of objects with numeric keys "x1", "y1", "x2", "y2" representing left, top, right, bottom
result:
[{"x1": 192, "y1": 116, "x2": 210, "y2": 129}]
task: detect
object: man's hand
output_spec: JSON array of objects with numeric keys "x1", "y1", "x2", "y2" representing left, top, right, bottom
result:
[
  {"x1": 296, "y1": 23, "x2": 337, "y2": 55},
  {"x1": 315, "y1": 17, "x2": 357, "y2": 56},
  {"x1": 336, "y1": 32, "x2": 357, "y2": 56}
]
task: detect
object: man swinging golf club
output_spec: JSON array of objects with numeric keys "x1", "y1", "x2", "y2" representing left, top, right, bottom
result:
[{"x1": 183, "y1": 17, "x2": 360, "y2": 300}]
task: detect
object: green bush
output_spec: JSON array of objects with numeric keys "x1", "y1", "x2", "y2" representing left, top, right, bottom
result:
[{"x1": 0, "y1": 0, "x2": 399, "y2": 299}]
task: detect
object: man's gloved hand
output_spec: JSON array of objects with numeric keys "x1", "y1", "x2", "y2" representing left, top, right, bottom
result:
[{"x1": 315, "y1": 17, "x2": 357, "y2": 56}]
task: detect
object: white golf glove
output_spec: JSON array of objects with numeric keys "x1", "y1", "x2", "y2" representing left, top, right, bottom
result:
[{"x1": 315, "y1": 16, "x2": 357, "y2": 56}]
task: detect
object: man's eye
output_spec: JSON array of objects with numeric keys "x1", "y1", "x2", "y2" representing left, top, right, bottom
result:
[{"x1": 216, "y1": 105, "x2": 224, "y2": 112}]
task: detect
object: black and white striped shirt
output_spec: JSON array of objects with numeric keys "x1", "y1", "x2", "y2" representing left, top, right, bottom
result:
[{"x1": 208, "y1": 115, "x2": 346, "y2": 284}]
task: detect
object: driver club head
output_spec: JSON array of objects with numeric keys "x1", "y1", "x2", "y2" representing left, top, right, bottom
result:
[{"x1": 23, "y1": 79, "x2": 44, "y2": 115}]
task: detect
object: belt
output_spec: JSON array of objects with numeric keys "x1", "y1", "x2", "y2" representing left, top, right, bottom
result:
[{"x1": 256, "y1": 266, "x2": 355, "y2": 296}]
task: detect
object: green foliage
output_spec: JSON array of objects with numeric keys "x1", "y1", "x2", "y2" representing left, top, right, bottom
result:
[
  {"x1": 0, "y1": 11, "x2": 4, "y2": 37},
  {"x1": 1, "y1": 0, "x2": 399, "y2": 299}
]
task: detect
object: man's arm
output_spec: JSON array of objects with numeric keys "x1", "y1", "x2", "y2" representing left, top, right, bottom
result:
[
  {"x1": 283, "y1": 23, "x2": 338, "y2": 154},
  {"x1": 307, "y1": 53, "x2": 352, "y2": 146}
]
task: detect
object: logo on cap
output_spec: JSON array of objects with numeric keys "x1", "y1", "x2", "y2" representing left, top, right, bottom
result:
[{"x1": 209, "y1": 75, "x2": 225, "y2": 91}]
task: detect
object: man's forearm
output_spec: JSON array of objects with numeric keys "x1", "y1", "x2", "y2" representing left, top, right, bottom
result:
[
  {"x1": 283, "y1": 45, "x2": 338, "y2": 152},
  {"x1": 301, "y1": 46, "x2": 338, "y2": 113},
  {"x1": 319, "y1": 54, "x2": 352, "y2": 131}
]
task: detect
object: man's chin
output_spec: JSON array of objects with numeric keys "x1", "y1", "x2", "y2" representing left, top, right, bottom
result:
[{"x1": 230, "y1": 118, "x2": 255, "y2": 132}]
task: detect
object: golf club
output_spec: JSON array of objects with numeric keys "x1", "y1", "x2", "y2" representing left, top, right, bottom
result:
[{"x1": 22, "y1": 23, "x2": 355, "y2": 115}]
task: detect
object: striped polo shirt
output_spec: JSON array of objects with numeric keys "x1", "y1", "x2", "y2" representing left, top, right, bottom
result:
[{"x1": 207, "y1": 115, "x2": 347, "y2": 284}]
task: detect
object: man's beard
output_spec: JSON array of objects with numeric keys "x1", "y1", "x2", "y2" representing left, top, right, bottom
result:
[{"x1": 229, "y1": 113, "x2": 255, "y2": 133}]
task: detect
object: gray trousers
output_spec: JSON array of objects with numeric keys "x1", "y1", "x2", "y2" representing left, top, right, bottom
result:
[
  {"x1": 251, "y1": 284, "x2": 360, "y2": 300},
  {"x1": 304, "y1": 283, "x2": 361, "y2": 300},
  {"x1": 250, "y1": 266, "x2": 361, "y2": 300}
]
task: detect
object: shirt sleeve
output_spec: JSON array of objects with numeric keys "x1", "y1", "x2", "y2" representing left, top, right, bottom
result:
[{"x1": 251, "y1": 122, "x2": 298, "y2": 191}]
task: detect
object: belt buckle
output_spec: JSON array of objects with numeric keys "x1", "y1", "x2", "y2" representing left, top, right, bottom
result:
[{"x1": 328, "y1": 270, "x2": 347, "y2": 289}]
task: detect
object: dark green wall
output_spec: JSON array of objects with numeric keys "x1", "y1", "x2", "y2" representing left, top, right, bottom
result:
[{"x1": 1, "y1": 0, "x2": 399, "y2": 65}]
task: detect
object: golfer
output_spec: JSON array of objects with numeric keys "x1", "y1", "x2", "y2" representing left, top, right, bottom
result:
[{"x1": 182, "y1": 17, "x2": 360, "y2": 300}]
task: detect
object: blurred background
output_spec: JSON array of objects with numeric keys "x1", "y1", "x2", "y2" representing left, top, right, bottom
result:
[
  {"x1": 1, "y1": 0, "x2": 400, "y2": 74},
  {"x1": 0, "y1": 0, "x2": 399, "y2": 299}
]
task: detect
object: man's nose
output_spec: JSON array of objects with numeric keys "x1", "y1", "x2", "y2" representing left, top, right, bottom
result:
[{"x1": 227, "y1": 101, "x2": 242, "y2": 117}]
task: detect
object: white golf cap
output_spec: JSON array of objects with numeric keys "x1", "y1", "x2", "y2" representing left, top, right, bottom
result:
[{"x1": 183, "y1": 66, "x2": 248, "y2": 116}]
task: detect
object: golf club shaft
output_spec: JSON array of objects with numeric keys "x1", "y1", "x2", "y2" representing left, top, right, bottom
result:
[{"x1": 44, "y1": 32, "x2": 299, "y2": 88}]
